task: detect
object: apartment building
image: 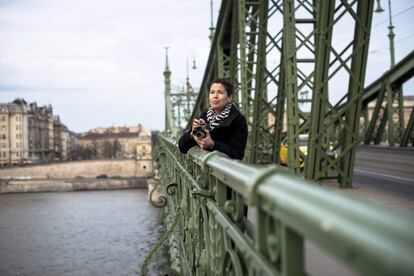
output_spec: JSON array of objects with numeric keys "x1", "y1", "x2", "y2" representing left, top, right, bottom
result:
[{"x1": 0, "y1": 98, "x2": 72, "y2": 166}]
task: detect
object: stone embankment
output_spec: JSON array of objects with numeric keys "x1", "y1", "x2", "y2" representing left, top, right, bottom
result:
[
  {"x1": 0, "y1": 159, "x2": 151, "y2": 179},
  {"x1": 0, "y1": 159, "x2": 153, "y2": 194},
  {"x1": 0, "y1": 178, "x2": 148, "y2": 194}
]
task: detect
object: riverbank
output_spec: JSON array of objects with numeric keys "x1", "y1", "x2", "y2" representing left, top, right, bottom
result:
[{"x1": 0, "y1": 177, "x2": 148, "y2": 194}]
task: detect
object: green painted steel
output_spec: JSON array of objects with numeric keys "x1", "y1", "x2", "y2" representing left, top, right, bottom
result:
[
  {"x1": 401, "y1": 106, "x2": 414, "y2": 146},
  {"x1": 362, "y1": 51, "x2": 414, "y2": 147},
  {"x1": 172, "y1": 0, "x2": 380, "y2": 186},
  {"x1": 305, "y1": 0, "x2": 334, "y2": 181},
  {"x1": 282, "y1": 0, "x2": 301, "y2": 175},
  {"x1": 152, "y1": 134, "x2": 414, "y2": 275},
  {"x1": 338, "y1": 0, "x2": 374, "y2": 187}
]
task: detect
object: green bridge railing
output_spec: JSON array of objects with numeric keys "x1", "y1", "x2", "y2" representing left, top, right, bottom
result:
[{"x1": 147, "y1": 134, "x2": 414, "y2": 275}]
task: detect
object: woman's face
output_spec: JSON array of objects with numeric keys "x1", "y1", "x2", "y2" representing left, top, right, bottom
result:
[{"x1": 209, "y1": 83, "x2": 230, "y2": 113}]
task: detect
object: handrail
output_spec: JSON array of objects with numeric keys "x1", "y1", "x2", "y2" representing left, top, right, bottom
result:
[{"x1": 156, "y1": 134, "x2": 414, "y2": 275}]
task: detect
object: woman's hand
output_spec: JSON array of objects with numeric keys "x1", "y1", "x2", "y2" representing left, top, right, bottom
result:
[
  {"x1": 194, "y1": 129, "x2": 214, "y2": 150},
  {"x1": 191, "y1": 118, "x2": 206, "y2": 139}
]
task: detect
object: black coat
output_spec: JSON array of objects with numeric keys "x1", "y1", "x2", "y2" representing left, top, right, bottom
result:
[{"x1": 178, "y1": 105, "x2": 248, "y2": 160}]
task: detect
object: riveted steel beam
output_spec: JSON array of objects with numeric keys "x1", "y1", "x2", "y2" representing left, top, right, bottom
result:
[
  {"x1": 306, "y1": 0, "x2": 335, "y2": 180},
  {"x1": 401, "y1": 106, "x2": 414, "y2": 147},
  {"x1": 338, "y1": 0, "x2": 375, "y2": 187}
]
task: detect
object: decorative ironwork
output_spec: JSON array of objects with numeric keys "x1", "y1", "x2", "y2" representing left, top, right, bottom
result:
[
  {"x1": 140, "y1": 206, "x2": 182, "y2": 276},
  {"x1": 148, "y1": 181, "x2": 167, "y2": 208},
  {"x1": 145, "y1": 134, "x2": 414, "y2": 275},
  {"x1": 167, "y1": 182, "x2": 178, "y2": 196}
]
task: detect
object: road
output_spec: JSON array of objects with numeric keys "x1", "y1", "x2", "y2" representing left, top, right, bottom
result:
[
  {"x1": 323, "y1": 145, "x2": 414, "y2": 213},
  {"x1": 354, "y1": 145, "x2": 414, "y2": 198},
  {"x1": 307, "y1": 145, "x2": 414, "y2": 276}
]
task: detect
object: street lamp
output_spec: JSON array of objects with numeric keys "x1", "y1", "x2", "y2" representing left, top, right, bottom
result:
[
  {"x1": 185, "y1": 51, "x2": 197, "y2": 117},
  {"x1": 186, "y1": 51, "x2": 197, "y2": 90},
  {"x1": 375, "y1": 0, "x2": 396, "y2": 67}
]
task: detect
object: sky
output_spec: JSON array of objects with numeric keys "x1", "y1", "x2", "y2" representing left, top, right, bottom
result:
[{"x1": 0, "y1": 0, "x2": 413, "y2": 133}]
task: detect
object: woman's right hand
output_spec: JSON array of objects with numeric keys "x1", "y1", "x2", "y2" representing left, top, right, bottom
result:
[
  {"x1": 191, "y1": 118, "x2": 206, "y2": 132},
  {"x1": 191, "y1": 118, "x2": 206, "y2": 139}
]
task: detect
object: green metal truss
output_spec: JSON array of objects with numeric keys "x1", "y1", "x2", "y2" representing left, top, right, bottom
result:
[
  {"x1": 362, "y1": 50, "x2": 414, "y2": 147},
  {"x1": 306, "y1": 0, "x2": 375, "y2": 186},
  {"x1": 178, "y1": 0, "x2": 377, "y2": 187}
]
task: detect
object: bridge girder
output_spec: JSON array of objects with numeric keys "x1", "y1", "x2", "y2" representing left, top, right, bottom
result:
[
  {"x1": 181, "y1": 0, "x2": 377, "y2": 187},
  {"x1": 362, "y1": 51, "x2": 414, "y2": 147}
]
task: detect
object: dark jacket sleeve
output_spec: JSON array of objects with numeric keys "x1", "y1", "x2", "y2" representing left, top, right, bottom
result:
[
  {"x1": 178, "y1": 130, "x2": 197, "y2": 154},
  {"x1": 212, "y1": 115, "x2": 248, "y2": 160}
]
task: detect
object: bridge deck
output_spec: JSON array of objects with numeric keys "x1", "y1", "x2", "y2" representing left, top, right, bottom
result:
[
  {"x1": 308, "y1": 146, "x2": 414, "y2": 275},
  {"x1": 322, "y1": 145, "x2": 414, "y2": 213}
]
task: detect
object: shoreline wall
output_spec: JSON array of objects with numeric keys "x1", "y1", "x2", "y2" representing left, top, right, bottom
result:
[
  {"x1": 0, "y1": 178, "x2": 148, "y2": 194},
  {"x1": 0, "y1": 159, "x2": 152, "y2": 179}
]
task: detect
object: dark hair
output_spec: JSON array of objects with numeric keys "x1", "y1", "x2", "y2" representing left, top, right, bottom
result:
[{"x1": 209, "y1": 78, "x2": 233, "y2": 97}]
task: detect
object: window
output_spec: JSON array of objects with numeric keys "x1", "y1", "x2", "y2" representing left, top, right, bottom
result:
[
  {"x1": 1, "y1": 134, "x2": 5, "y2": 139},
  {"x1": 16, "y1": 152, "x2": 19, "y2": 157},
  {"x1": 1, "y1": 125, "x2": 5, "y2": 130},
  {"x1": 1, "y1": 116, "x2": 5, "y2": 121}
]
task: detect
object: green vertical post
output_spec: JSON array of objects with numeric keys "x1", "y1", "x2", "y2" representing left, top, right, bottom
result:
[
  {"x1": 339, "y1": 0, "x2": 374, "y2": 187},
  {"x1": 386, "y1": 81, "x2": 395, "y2": 146},
  {"x1": 364, "y1": 83, "x2": 386, "y2": 144},
  {"x1": 306, "y1": 0, "x2": 335, "y2": 180},
  {"x1": 250, "y1": 0, "x2": 269, "y2": 164},
  {"x1": 397, "y1": 85, "x2": 405, "y2": 141},
  {"x1": 282, "y1": 226, "x2": 304, "y2": 276},
  {"x1": 283, "y1": 0, "x2": 301, "y2": 174},
  {"x1": 401, "y1": 106, "x2": 414, "y2": 146},
  {"x1": 237, "y1": 0, "x2": 249, "y2": 117}
]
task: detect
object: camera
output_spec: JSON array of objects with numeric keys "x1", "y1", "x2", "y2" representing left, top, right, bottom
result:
[{"x1": 192, "y1": 124, "x2": 208, "y2": 138}]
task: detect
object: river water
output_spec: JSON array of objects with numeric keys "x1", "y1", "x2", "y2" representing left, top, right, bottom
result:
[{"x1": 0, "y1": 190, "x2": 169, "y2": 276}]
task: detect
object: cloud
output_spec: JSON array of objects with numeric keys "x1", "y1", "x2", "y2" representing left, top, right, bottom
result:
[{"x1": 0, "y1": 0, "x2": 412, "y2": 133}]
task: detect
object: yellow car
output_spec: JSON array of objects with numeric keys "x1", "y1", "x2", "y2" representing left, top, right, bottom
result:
[
  {"x1": 279, "y1": 135, "x2": 309, "y2": 168},
  {"x1": 279, "y1": 135, "x2": 338, "y2": 168}
]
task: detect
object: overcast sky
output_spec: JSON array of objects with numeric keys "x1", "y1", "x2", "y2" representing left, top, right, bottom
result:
[{"x1": 0, "y1": 0, "x2": 413, "y2": 133}]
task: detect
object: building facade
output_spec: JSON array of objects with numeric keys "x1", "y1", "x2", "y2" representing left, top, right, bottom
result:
[
  {"x1": 0, "y1": 98, "x2": 72, "y2": 166},
  {"x1": 76, "y1": 125, "x2": 152, "y2": 163}
]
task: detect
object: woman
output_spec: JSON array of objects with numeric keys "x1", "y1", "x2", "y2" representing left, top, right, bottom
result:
[{"x1": 178, "y1": 78, "x2": 248, "y2": 160}]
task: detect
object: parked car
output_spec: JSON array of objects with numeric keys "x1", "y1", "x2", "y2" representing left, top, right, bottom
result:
[{"x1": 279, "y1": 134, "x2": 338, "y2": 168}]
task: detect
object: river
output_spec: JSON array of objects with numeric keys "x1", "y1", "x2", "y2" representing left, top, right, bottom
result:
[{"x1": 0, "y1": 190, "x2": 169, "y2": 275}]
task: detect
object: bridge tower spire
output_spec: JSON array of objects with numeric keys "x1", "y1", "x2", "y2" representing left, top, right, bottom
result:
[
  {"x1": 163, "y1": 47, "x2": 176, "y2": 136},
  {"x1": 208, "y1": 0, "x2": 215, "y2": 44}
]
